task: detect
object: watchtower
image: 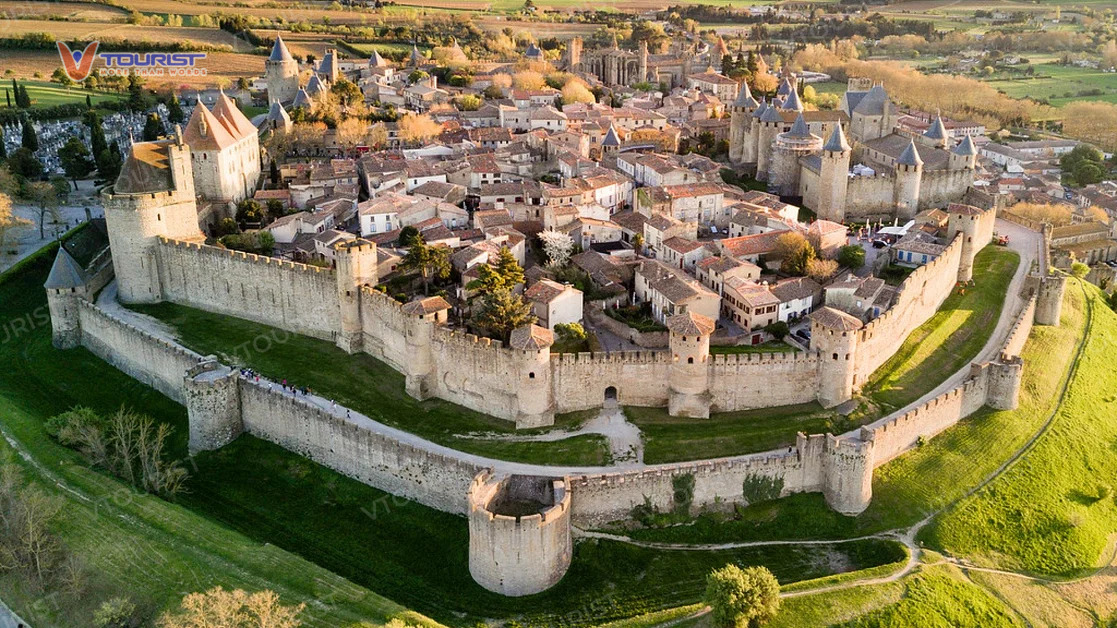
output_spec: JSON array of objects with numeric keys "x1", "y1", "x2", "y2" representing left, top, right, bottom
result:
[{"x1": 666, "y1": 311, "x2": 714, "y2": 418}]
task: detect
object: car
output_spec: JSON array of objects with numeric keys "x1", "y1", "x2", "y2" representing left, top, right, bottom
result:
[
  {"x1": 795, "y1": 329, "x2": 811, "y2": 341},
  {"x1": 871, "y1": 239, "x2": 888, "y2": 249}
]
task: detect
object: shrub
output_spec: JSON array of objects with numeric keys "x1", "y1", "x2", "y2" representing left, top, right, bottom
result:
[
  {"x1": 741, "y1": 474, "x2": 784, "y2": 504},
  {"x1": 705, "y1": 565, "x2": 780, "y2": 628},
  {"x1": 93, "y1": 597, "x2": 137, "y2": 628},
  {"x1": 672, "y1": 473, "x2": 695, "y2": 514}
]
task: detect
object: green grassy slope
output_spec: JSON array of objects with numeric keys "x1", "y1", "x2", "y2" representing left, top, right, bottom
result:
[
  {"x1": 927, "y1": 282, "x2": 1117, "y2": 577},
  {"x1": 624, "y1": 281, "x2": 1086, "y2": 543},
  {"x1": 0, "y1": 237, "x2": 431, "y2": 628},
  {"x1": 128, "y1": 301, "x2": 611, "y2": 466},
  {"x1": 864, "y1": 246, "x2": 1020, "y2": 412}
]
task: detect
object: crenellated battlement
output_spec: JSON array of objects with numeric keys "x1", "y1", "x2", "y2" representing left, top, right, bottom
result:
[
  {"x1": 78, "y1": 300, "x2": 204, "y2": 363},
  {"x1": 433, "y1": 326, "x2": 504, "y2": 351},
  {"x1": 552, "y1": 350, "x2": 670, "y2": 365},
  {"x1": 157, "y1": 237, "x2": 332, "y2": 275},
  {"x1": 709, "y1": 350, "x2": 820, "y2": 365}
]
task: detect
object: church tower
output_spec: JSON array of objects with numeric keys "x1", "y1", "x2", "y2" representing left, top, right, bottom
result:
[
  {"x1": 817, "y1": 124, "x2": 852, "y2": 224},
  {"x1": 265, "y1": 35, "x2": 299, "y2": 106}
]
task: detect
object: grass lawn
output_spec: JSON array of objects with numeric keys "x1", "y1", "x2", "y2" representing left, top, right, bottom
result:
[
  {"x1": 621, "y1": 280, "x2": 1087, "y2": 543},
  {"x1": 0, "y1": 235, "x2": 434, "y2": 628},
  {"x1": 128, "y1": 301, "x2": 611, "y2": 466},
  {"x1": 0, "y1": 80, "x2": 124, "y2": 109},
  {"x1": 986, "y1": 63, "x2": 1117, "y2": 107},
  {"x1": 770, "y1": 564, "x2": 1025, "y2": 628},
  {"x1": 710, "y1": 341, "x2": 799, "y2": 354},
  {"x1": 0, "y1": 236, "x2": 909, "y2": 625},
  {"x1": 926, "y1": 281, "x2": 1117, "y2": 578},
  {"x1": 863, "y1": 246, "x2": 1019, "y2": 413},
  {"x1": 626, "y1": 402, "x2": 840, "y2": 464}
]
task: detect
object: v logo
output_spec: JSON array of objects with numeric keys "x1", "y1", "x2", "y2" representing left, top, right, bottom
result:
[{"x1": 57, "y1": 41, "x2": 99, "y2": 82}]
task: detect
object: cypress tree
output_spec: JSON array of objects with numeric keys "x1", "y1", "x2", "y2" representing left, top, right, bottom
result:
[
  {"x1": 21, "y1": 117, "x2": 38, "y2": 151},
  {"x1": 86, "y1": 94, "x2": 92, "y2": 108},
  {"x1": 168, "y1": 94, "x2": 184, "y2": 124},
  {"x1": 4, "y1": 89, "x2": 9, "y2": 108},
  {"x1": 142, "y1": 113, "x2": 162, "y2": 141},
  {"x1": 0, "y1": 127, "x2": 6, "y2": 159}
]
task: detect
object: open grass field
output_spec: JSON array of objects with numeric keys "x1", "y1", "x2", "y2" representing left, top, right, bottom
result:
[
  {"x1": 129, "y1": 300, "x2": 614, "y2": 466},
  {"x1": 710, "y1": 341, "x2": 799, "y2": 354},
  {"x1": 986, "y1": 63, "x2": 1117, "y2": 107},
  {"x1": 926, "y1": 281, "x2": 1117, "y2": 578},
  {"x1": 0, "y1": 235, "x2": 436, "y2": 628},
  {"x1": 622, "y1": 281, "x2": 1087, "y2": 543},
  {"x1": 863, "y1": 246, "x2": 1020, "y2": 413},
  {"x1": 0, "y1": 80, "x2": 124, "y2": 108},
  {"x1": 0, "y1": 49, "x2": 264, "y2": 86},
  {"x1": 626, "y1": 402, "x2": 840, "y2": 464},
  {"x1": 0, "y1": 236, "x2": 908, "y2": 626},
  {"x1": 0, "y1": 0, "x2": 129, "y2": 21},
  {"x1": 0, "y1": 19, "x2": 248, "y2": 49}
]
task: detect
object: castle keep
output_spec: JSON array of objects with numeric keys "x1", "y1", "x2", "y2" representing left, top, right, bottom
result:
[{"x1": 728, "y1": 77, "x2": 979, "y2": 223}]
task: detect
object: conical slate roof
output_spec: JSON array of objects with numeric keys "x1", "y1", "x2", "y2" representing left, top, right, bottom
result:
[
  {"x1": 760, "y1": 104, "x2": 784, "y2": 123},
  {"x1": 369, "y1": 49, "x2": 387, "y2": 67},
  {"x1": 924, "y1": 115, "x2": 948, "y2": 140},
  {"x1": 776, "y1": 77, "x2": 794, "y2": 97},
  {"x1": 266, "y1": 101, "x2": 291, "y2": 124},
  {"x1": 305, "y1": 75, "x2": 325, "y2": 96},
  {"x1": 733, "y1": 81, "x2": 759, "y2": 109},
  {"x1": 785, "y1": 113, "x2": 811, "y2": 138},
  {"x1": 410, "y1": 45, "x2": 424, "y2": 66},
  {"x1": 292, "y1": 88, "x2": 312, "y2": 109},
  {"x1": 752, "y1": 99, "x2": 768, "y2": 118},
  {"x1": 897, "y1": 139, "x2": 923, "y2": 167},
  {"x1": 852, "y1": 83, "x2": 889, "y2": 115},
  {"x1": 823, "y1": 123, "x2": 851, "y2": 153},
  {"x1": 44, "y1": 247, "x2": 86, "y2": 290},
  {"x1": 601, "y1": 124, "x2": 621, "y2": 147},
  {"x1": 781, "y1": 88, "x2": 803, "y2": 112},
  {"x1": 269, "y1": 35, "x2": 294, "y2": 63},
  {"x1": 953, "y1": 134, "x2": 978, "y2": 155}
]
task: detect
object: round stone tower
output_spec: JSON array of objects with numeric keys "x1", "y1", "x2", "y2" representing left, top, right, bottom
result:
[
  {"x1": 816, "y1": 124, "x2": 852, "y2": 224},
  {"x1": 184, "y1": 359, "x2": 243, "y2": 454},
  {"x1": 1035, "y1": 274, "x2": 1066, "y2": 326},
  {"x1": 666, "y1": 311, "x2": 714, "y2": 419},
  {"x1": 333, "y1": 238, "x2": 379, "y2": 354},
  {"x1": 769, "y1": 113, "x2": 821, "y2": 197},
  {"x1": 893, "y1": 139, "x2": 923, "y2": 221},
  {"x1": 985, "y1": 356, "x2": 1023, "y2": 411},
  {"x1": 401, "y1": 295, "x2": 451, "y2": 400},
  {"x1": 468, "y1": 471, "x2": 572, "y2": 597},
  {"x1": 810, "y1": 307, "x2": 863, "y2": 408},
  {"x1": 508, "y1": 324, "x2": 555, "y2": 429},
  {"x1": 102, "y1": 130, "x2": 204, "y2": 304},
  {"x1": 265, "y1": 35, "x2": 300, "y2": 106}
]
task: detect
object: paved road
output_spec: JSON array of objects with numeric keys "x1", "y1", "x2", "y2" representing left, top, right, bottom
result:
[{"x1": 0, "y1": 597, "x2": 28, "y2": 628}]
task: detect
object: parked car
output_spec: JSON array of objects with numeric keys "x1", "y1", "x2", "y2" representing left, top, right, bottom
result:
[
  {"x1": 795, "y1": 328, "x2": 811, "y2": 341},
  {"x1": 871, "y1": 239, "x2": 888, "y2": 249}
]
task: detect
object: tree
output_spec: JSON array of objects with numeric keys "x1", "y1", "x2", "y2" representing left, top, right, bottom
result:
[
  {"x1": 561, "y1": 79, "x2": 595, "y2": 105},
  {"x1": 554, "y1": 322, "x2": 587, "y2": 349},
  {"x1": 472, "y1": 286, "x2": 535, "y2": 343},
  {"x1": 705, "y1": 565, "x2": 781, "y2": 628},
  {"x1": 805, "y1": 258, "x2": 839, "y2": 283},
  {"x1": 21, "y1": 117, "x2": 38, "y2": 151},
  {"x1": 168, "y1": 94, "x2": 184, "y2": 124},
  {"x1": 366, "y1": 122, "x2": 389, "y2": 150},
  {"x1": 482, "y1": 84, "x2": 505, "y2": 100},
  {"x1": 26, "y1": 181, "x2": 60, "y2": 239},
  {"x1": 837, "y1": 244, "x2": 865, "y2": 269},
  {"x1": 539, "y1": 229, "x2": 574, "y2": 268},
  {"x1": 51, "y1": 67, "x2": 74, "y2": 88},
  {"x1": 397, "y1": 113, "x2": 441, "y2": 146},
  {"x1": 269, "y1": 160, "x2": 280, "y2": 187},
  {"x1": 455, "y1": 94, "x2": 482, "y2": 111},
  {"x1": 142, "y1": 113, "x2": 163, "y2": 141},
  {"x1": 512, "y1": 70, "x2": 547, "y2": 90},
  {"x1": 467, "y1": 246, "x2": 524, "y2": 295},
  {"x1": 59, "y1": 137, "x2": 94, "y2": 189},
  {"x1": 98, "y1": 143, "x2": 123, "y2": 183},
  {"x1": 93, "y1": 597, "x2": 137, "y2": 628},
  {"x1": 0, "y1": 126, "x2": 5, "y2": 159},
  {"x1": 764, "y1": 320, "x2": 789, "y2": 340},
  {"x1": 400, "y1": 237, "x2": 451, "y2": 295},
  {"x1": 773, "y1": 232, "x2": 815, "y2": 276},
  {"x1": 330, "y1": 77, "x2": 364, "y2": 106},
  {"x1": 0, "y1": 464, "x2": 65, "y2": 585},
  {"x1": 397, "y1": 225, "x2": 420, "y2": 248},
  {"x1": 236, "y1": 199, "x2": 265, "y2": 225},
  {"x1": 334, "y1": 117, "x2": 367, "y2": 155},
  {"x1": 0, "y1": 192, "x2": 30, "y2": 250},
  {"x1": 632, "y1": 233, "x2": 645, "y2": 255},
  {"x1": 1071, "y1": 261, "x2": 1090, "y2": 278},
  {"x1": 8, "y1": 147, "x2": 43, "y2": 179},
  {"x1": 158, "y1": 586, "x2": 304, "y2": 628}
]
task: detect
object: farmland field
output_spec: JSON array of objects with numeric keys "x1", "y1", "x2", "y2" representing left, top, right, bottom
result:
[
  {"x1": 0, "y1": 19, "x2": 250, "y2": 49},
  {"x1": 0, "y1": 0, "x2": 128, "y2": 21},
  {"x1": 0, "y1": 80, "x2": 125, "y2": 108},
  {"x1": 0, "y1": 50, "x2": 264, "y2": 86},
  {"x1": 984, "y1": 63, "x2": 1117, "y2": 107}
]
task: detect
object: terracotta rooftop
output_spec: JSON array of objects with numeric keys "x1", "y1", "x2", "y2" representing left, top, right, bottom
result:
[
  {"x1": 665, "y1": 311, "x2": 715, "y2": 336},
  {"x1": 810, "y1": 306, "x2": 863, "y2": 331},
  {"x1": 509, "y1": 324, "x2": 554, "y2": 350}
]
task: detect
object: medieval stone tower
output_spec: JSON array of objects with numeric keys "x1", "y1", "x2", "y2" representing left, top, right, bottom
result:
[
  {"x1": 947, "y1": 203, "x2": 996, "y2": 282},
  {"x1": 334, "y1": 238, "x2": 379, "y2": 354},
  {"x1": 468, "y1": 472, "x2": 572, "y2": 597},
  {"x1": 508, "y1": 324, "x2": 556, "y2": 428},
  {"x1": 894, "y1": 139, "x2": 923, "y2": 221},
  {"x1": 949, "y1": 135, "x2": 979, "y2": 171},
  {"x1": 265, "y1": 35, "x2": 299, "y2": 106},
  {"x1": 769, "y1": 114, "x2": 822, "y2": 196},
  {"x1": 755, "y1": 105, "x2": 784, "y2": 181},
  {"x1": 44, "y1": 247, "x2": 88, "y2": 349},
  {"x1": 666, "y1": 311, "x2": 714, "y2": 419},
  {"x1": 728, "y1": 82, "x2": 759, "y2": 164},
  {"x1": 816, "y1": 124, "x2": 852, "y2": 223},
  {"x1": 183, "y1": 93, "x2": 262, "y2": 205},
  {"x1": 103, "y1": 131, "x2": 204, "y2": 304},
  {"x1": 811, "y1": 307, "x2": 862, "y2": 408}
]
